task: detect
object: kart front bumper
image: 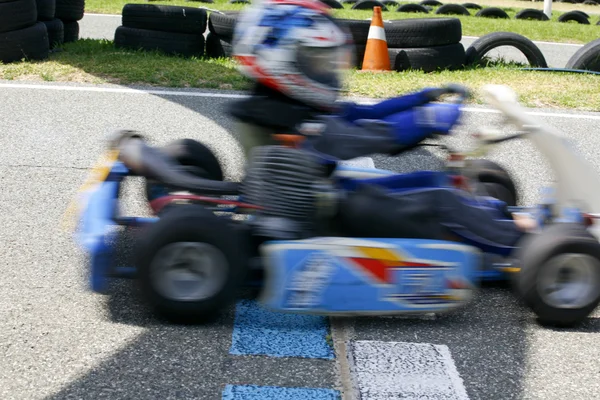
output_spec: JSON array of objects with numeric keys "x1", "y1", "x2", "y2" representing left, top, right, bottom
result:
[{"x1": 74, "y1": 162, "x2": 158, "y2": 293}]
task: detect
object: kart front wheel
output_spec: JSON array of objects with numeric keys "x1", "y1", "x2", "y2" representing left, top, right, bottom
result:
[
  {"x1": 135, "y1": 204, "x2": 247, "y2": 323},
  {"x1": 466, "y1": 159, "x2": 518, "y2": 206},
  {"x1": 145, "y1": 138, "x2": 224, "y2": 202},
  {"x1": 514, "y1": 223, "x2": 600, "y2": 327}
]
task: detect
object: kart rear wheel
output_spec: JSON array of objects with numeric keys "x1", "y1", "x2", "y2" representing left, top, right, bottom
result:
[
  {"x1": 467, "y1": 159, "x2": 518, "y2": 206},
  {"x1": 514, "y1": 223, "x2": 600, "y2": 327},
  {"x1": 136, "y1": 204, "x2": 247, "y2": 323},
  {"x1": 144, "y1": 138, "x2": 224, "y2": 202}
]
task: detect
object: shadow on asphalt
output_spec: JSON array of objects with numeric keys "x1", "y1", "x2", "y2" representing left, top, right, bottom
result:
[
  {"x1": 45, "y1": 276, "x2": 337, "y2": 399},
  {"x1": 46, "y1": 278, "x2": 242, "y2": 399}
]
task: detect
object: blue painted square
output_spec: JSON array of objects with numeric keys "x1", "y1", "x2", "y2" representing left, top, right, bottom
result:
[
  {"x1": 230, "y1": 299, "x2": 334, "y2": 359},
  {"x1": 222, "y1": 385, "x2": 341, "y2": 400}
]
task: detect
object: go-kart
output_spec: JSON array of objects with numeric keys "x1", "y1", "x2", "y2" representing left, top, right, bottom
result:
[{"x1": 67, "y1": 84, "x2": 600, "y2": 327}]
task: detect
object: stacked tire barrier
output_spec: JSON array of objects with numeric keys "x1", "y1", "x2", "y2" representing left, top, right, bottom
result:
[
  {"x1": 344, "y1": 17, "x2": 465, "y2": 71},
  {"x1": 112, "y1": 4, "x2": 600, "y2": 73},
  {"x1": 364, "y1": 0, "x2": 600, "y2": 24},
  {"x1": 37, "y1": 0, "x2": 64, "y2": 50},
  {"x1": 206, "y1": 11, "x2": 237, "y2": 59},
  {"x1": 114, "y1": 4, "x2": 207, "y2": 58},
  {"x1": 205, "y1": 12, "x2": 466, "y2": 72},
  {"x1": 0, "y1": 0, "x2": 50, "y2": 63},
  {"x1": 55, "y1": 0, "x2": 84, "y2": 42}
]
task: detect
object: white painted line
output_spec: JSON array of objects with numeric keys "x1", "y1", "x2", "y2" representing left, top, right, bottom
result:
[
  {"x1": 0, "y1": 82, "x2": 248, "y2": 98},
  {"x1": 461, "y1": 35, "x2": 584, "y2": 47},
  {"x1": 1, "y1": 82, "x2": 600, "y2": 121},
  {"x1": 349, "y1": 340, "x2": 470, "y2": 400}
]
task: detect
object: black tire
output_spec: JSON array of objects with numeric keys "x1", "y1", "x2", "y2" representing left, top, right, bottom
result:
[
  {"x1": 384, "y1": 18, "x2": 462, "y2": 47},
  {"x1": 136, "y1": 205, "x2": 248, "y2": 323},
  {"x1": 0, "y1": 22, "x2": 49, "y2": 63},
  {"x1": 480, "y1": 183, "x2": 515, "y2": 210},
  {"x1": 420, "y1": 0, "x2": 442, "y2": 5},
  {"x1": 466, "y1": 159, "x2": 518, "y2": 206},
  {"x1": 122, "y1": 4, "x2": 208, "y2": 34},
  {"x1": 465, "y1": 31, "x2": 548, "y2": 68},
  {"x1": 319, "y1": 0, "x2": 343, "y2": 8},
  {"x1": 0, "y1": 0, "x2": 38, "y2": 33},
  {"x1": 389, "y1": 43, "x2": 465, "y2": 72},
  {"x1": 558, "y1": 10, "x2": 590, "y2": 24},
  {"x1": 335, "y1": 18, "x2": 371, "y2": 45},
  {"x1": 340, "y1": 0, "x2": 358, "y2": 3},
  {"x1": 205, "y1": 32, "x2": 233, "y2": 58},
  {"x1": 515, "y1": 8, "x2": 550, "y2": 20},
  {"x1": 514, "y1": 223, "x2": 600, "y2": 327},
  {"x1": 475, "y1": 7, "x2": 510, "y2": 18},
  {"x1": 435, "y1": 3, "x2": 470, "y2": 15},
  {"x1": 62, "y1": 20, "x2": 78, "y2": 42},
  {"x1": 351, "y1": 0, "x2": 388, "y2": 10},
  {"x1": 208, "y1": 11, "x2": 238, "y2": 38},
  {"x1": 354, "y1": 43, "x2": 367, "y2": 67},
  {"x1": 229, "y1": 0, "x2": 249, "y2": 3},
  {"x1": 462, "y1": 2, "x2": 482, "y2": 9},
  {"x1": 54, "y1": 0, "x2": 84, "y2": 21},
  {"x1": 114, "y1": 26, "x2": 205, "y2": 58},
  {"x1": 145, "y1": 138, "x2": 224, "y2": 202},
  {"x1": 583, "y1": 0, "x2": 598, "y2": 5},
  {"x1": 570, "y1": 10, "x2": 590, "y2": 18},
  {"x1": 381, "y1": 0, "x2": 399, "y2": 6},
  {"x1": 160, "y1": 138, "x2": 224, "y2": 181},
  {"x1": 565, "y1": 38, "x2": 600, "y2": 72},
  {"x1": 396, "y1": 3, "x2": 430, "y2": 13},
  {"x1": 42, "y1": 18, "x2": 64, "y2": 49},
  {"x1": 36, "y1": 0, "x2": 55, "y2": 20},
  {"x1": 336, "y1": 17, "x2": 461, "y2": 47}
]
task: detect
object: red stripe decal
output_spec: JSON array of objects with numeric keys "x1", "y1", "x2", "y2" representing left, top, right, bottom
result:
[{"x1": 348, "y1": 257, "x2": 392, "y2": 284}]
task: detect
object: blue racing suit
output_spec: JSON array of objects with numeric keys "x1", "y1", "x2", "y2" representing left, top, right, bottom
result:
[{"x1": 227, "y1": 84, "x2": 525, "y2": 250}]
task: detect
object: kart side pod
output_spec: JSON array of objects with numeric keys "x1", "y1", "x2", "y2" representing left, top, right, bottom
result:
[{"x1": 259, "y1": 237, "x2": 482, "y2": 316}]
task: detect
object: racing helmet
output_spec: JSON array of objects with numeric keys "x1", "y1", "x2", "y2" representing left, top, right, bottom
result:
[{"x1": 231, "y1": 0, "x2": 355, "y2": 111}]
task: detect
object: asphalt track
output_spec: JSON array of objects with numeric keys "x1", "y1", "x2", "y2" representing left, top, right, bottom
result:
[
  {"x1": 80, "y1": 13, "x2": 584, "y2": 69},
  {"x1": 1, "y1": 81, "x2": 600, "y2": 400}
]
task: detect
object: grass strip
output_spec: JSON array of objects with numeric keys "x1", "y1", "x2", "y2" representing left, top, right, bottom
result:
[{"x1": 1, "y1": 39, "x2": 598, "y2": 111}]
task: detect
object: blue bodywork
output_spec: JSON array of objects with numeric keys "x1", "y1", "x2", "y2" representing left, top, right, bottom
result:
[
  {"x1": 74, "y1": 159, "x2": 516, "y2": 298},
  {"x1": 260, "y1": 237, "x2": 481, "y2": 315}
]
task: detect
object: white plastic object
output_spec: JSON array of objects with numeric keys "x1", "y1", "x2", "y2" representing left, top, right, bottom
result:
[{"x1": 482, "y1": 84, "x2": 600, "y2": 241}]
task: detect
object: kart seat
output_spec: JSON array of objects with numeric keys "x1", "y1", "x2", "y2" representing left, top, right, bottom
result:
[{"x1": 115, "y1": 134, "x2": 240, "y2": 196}]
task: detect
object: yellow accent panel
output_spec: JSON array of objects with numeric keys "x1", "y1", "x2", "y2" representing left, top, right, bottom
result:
[{"x1": 356, "y1": 247, "x2": 402, "y2": 262}]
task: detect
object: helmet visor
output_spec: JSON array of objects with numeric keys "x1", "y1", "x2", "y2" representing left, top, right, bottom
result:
[{"x1": 296, "y1": 44, "x2": 353, "y2": 89}]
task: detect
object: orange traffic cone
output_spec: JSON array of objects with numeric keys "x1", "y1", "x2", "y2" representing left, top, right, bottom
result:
[{"x1": 361, "y1": 6, "x2": 391, "y2": 72}]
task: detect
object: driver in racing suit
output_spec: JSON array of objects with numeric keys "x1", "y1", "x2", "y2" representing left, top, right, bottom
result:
[{"x1": 225, "y1": 0, "x2": 537, "y2": 247}]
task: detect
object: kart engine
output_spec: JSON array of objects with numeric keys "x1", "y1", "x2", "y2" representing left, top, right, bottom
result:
[{"x1": 241, "y1": 145, "x2": 335, "y2": 240}]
